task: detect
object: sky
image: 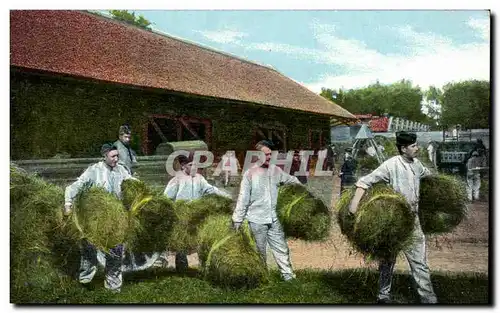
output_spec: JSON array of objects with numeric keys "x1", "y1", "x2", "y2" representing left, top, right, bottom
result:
[{"x1": 99, "y1": 10, "x2": 490, "y2": 94}]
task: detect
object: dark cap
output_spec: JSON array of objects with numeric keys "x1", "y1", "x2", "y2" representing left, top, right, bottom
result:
[
  {"x1": 177, "y1": 154, "x2": 194, "y2": 166},
  {"x1": 255, "y1": 140, "x2": 274, "y2": 149},
  {"x1": 101, "y1": 143, "x2": 118, "y2": 156},
  {"x1": 396, "y1": 131, "x2": 417, "y2": 146},
  {"x1": 119, "y1": 124, "x2": 132, "y2": 135}
]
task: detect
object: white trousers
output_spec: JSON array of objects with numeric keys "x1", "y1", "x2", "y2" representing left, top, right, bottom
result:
[{"x1": 248, "y1": 220, "x2": 295, "y2": 281}]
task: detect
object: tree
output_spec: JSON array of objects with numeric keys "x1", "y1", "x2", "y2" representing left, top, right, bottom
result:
[
  {"x1": 440, "y1": 80, "x2": 490, "y2": 129},
  {"x1": 321, "y1": 80, "x2": 427, "y2": 123},
  {"x1": 422, "y1": 85, "x2": 443, "y2": 129},
  {"x1": 108, "y1": 10, "x2": 152, "y2": 30}
]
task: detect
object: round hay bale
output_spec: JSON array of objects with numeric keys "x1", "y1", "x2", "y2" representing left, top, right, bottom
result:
[
  {"x1": 336, "y1": 184, "x2": 415, "y2": 260},
  {"x1": 276, "y1": 184, "x2": 331, "y2": 241},
  {"x1": 73, "y1": 186, "x2": 128, "y2": 251},
  {"x1": 121, "y1": 179, "x2": 156, "y2": 212},
  {"x1": 336, "y1": 187, "x2": 357, "y2": 240},
  {"x1": 167, "y1": 194, "x2": 234, "y2": 253},
  {"x1": 126, "y1": 195, "x2": 177, "y2": 253},
  {"x1": 197, "y1": 215, "x2": 269, "y2": 289},
  {"x1": 419, "y1": 174, "x2": 468, "y2": 235}
]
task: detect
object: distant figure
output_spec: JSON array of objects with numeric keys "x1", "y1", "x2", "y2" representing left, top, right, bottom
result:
[
  {"x1": 318, "y1": 145, "x2": 329, "y2": 171},
  {"x1": 427, "y1": 140, "x2": 435, "y2": 165},
  {"x1": 291, "y1": 149, "x2": 309, "y2": 184},
  {"x1": 326, "y1": 145, "x2": 335, "y2": 172},
  {"x1": 220, "y1": 150, "x2": 241, "y2": 187},
  {"x1": 339, "y1": 148, "x2": 357, "y2": 194},
  {"x1": 475, "y1": 139, "x2": 487, "y2": 157},
  {"x1": 466, "y1": 151, "x2": 484, "y2": 201}
]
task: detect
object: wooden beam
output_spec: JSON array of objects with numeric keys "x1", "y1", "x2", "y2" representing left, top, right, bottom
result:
[
  {"x1": 256, "y1": 128, "x2": 267, "y2": 139},
  {"x1": 147, "y1": 115, "x2": 168, "y2": 142},
  {"x1": 272, "y1": 130, "x2": 284, "y2": 143},
  {"x1": 179, "y1": 117, "x2": 201, "y2": 140}
]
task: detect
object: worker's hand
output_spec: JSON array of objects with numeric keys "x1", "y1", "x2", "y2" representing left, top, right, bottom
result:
[
  {"x1": 64, "y1": 204, "x2": 72, "y2": 216},
  {"x1": 338, "y1": 172, "x2": 343, "y2": 177},
  {"x1": 348, "y1": 188, "x2": 365, "y2": 215},
  {"x1": 348, "y1": 199, "x2": 359, "y2": 215},
  {"x1": 232, "y1": 221, "x2": 242, "y2": 231}
]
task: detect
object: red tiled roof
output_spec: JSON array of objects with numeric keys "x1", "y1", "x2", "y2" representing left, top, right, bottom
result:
[{"x1": 10, "y1": 10, "x2": 356, "y2": 119}]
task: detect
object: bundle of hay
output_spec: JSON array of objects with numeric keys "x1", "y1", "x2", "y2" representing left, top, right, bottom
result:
[
  {"x1": 73, "y1": 186, "x2": 129, "y2": 252},
  {"x1": 197, "y1": 215, "x2": 269, "y2": 289},
  {"x1": 10, "y1": 165, "x2": 76, "y2": 302},
  {"x1": 336, "y1": 184, "x2": 415, "y2": 260},
  {"x1": 419, "y1": 175, "x2": 468, "y2": 235},
  {"x1": 168, "y1": 194, "x2": 234, "y2": 253},
  {"x1": 336, "y1": 188, "x2": 357, "y2": 241},
  {"x1": 126, "y1": 195, "x2": 177, "y2": 253},
  {"x1": 121, "y1": 179, "x2": 156, "y2": 212},
  {"x1": 276, "y1": 184, "x2": 331, "y2": 241}
]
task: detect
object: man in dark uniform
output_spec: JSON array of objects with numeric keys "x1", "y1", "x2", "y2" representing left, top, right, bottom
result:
[{"x1": 339, "y1": 147, "x2": 357, "y2": 194}]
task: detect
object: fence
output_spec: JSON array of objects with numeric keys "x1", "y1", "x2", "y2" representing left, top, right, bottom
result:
[{"x1": 12, "y1": 155, "x2": 172, "y2": 188}]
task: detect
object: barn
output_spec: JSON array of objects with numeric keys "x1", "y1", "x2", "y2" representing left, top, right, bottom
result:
[{"x1": 10, "y1": 10, "x2": 355, "y2": 175}]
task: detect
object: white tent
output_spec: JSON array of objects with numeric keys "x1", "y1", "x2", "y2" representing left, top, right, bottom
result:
[{"x1": 351, "y1": 124, "x2": 387, "y2": 165}]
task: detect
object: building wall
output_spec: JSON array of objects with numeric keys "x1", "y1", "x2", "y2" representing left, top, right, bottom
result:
[{"x1": 10, "y1": 70, "x2": 331, "y2": 161}]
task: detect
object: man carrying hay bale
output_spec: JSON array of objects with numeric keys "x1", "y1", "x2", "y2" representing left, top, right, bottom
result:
[
  {"x1": 64, "y1": 143, "x2": 136, "y2": 293},
  {"x1": 160, "y1": 154, "x2": 231, "y2": 271},
  {"x1": 232, "y1": 140, "x2": 301, "y2": 282},
  {"x1": 348, "y1": 131, "x2": 438, "y2": 304}
]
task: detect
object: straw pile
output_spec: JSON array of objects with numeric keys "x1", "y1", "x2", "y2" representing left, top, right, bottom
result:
[
  {"x1": 419, "y1": 174, "x2": 468, "y2": 235},
  {"x1": 73, "y1": 186, "x2": 129, "y2": 252},
  {"x1": 197, "y1": 215, "x2": 269, "y2": 289},
  {"x1": 276, "y1": 184, "x2": 331, "y2": 241},
  {"x1": 336, "y1": 184, "x2": 415, "y2": 260}
]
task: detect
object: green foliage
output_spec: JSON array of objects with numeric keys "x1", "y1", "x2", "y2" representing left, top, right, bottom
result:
[
  {"x1": 321, "y1": 79, "x2": 427, "y2": 123},
  {"x1": 11, "y1": 72, "x2": 330, "y2": 160},
  {"x1": 440, "y1": 80, "x2": 490, "y2": 129},
  {"x1": 108, "y1": 10, "x2": 152, "y2": 30}
]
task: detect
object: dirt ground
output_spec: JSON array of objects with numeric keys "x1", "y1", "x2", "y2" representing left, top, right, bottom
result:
[
  {"x1": 174, "y1": 175, "x2": 489, "y2": 274},
  {"x1": 288, "y1": 176, "x2": 489, "y2": 274}
]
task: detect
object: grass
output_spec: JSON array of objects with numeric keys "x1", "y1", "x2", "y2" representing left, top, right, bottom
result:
[{"x1": 12, "y1": 267, "x2": 489, "y2": 304}]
